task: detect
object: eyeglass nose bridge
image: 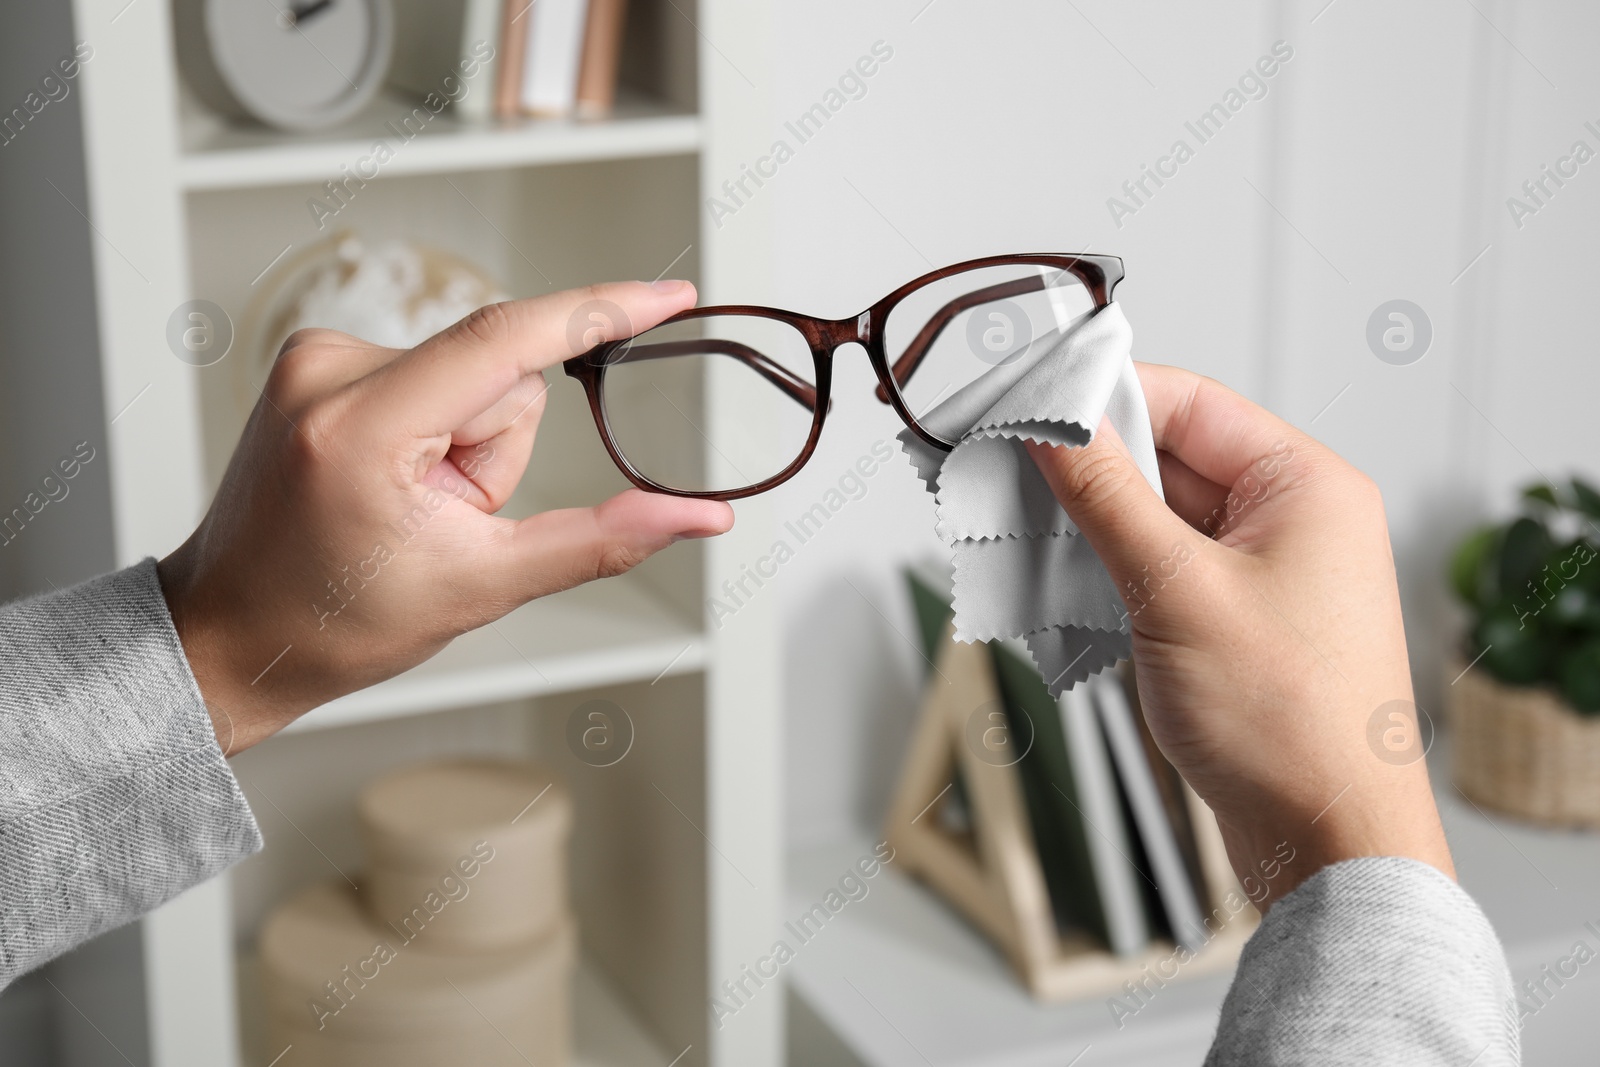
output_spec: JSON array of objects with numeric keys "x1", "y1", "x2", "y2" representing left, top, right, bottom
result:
[
  {"x1": 811, "y1": 311, "x2": 873, "y2": 353},
  {"x1": 806, "y1": 311, "x2": 918, "y2": 416}
]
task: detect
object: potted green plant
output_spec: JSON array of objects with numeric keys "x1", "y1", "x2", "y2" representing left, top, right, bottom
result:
[{"x1": 1447, "y1": 476, "x2": 1600, "y2": 825}]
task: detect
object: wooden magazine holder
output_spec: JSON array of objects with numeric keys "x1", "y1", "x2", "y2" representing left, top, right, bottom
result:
[{"x1": 883, "y1": 627, "x2": 1257, "y2": 1000}]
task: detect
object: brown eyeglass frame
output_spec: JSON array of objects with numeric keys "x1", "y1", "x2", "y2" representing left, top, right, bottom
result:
[{"x1": 561, "y1": 252, "x2": 1124, "y2": 500}]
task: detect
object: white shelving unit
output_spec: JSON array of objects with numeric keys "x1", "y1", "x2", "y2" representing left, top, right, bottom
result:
[
  {"x1": 788, "y1": 742, "x2": 1600, "y2": 1067},
  {"x1": 177, "y1": 92, "x2": 701, "y2": 191},
  {"x1": 2, "y1": 1, "x2": 783, "y2": 1065},
  {"x1": 289, "y1": 579, "x2": 709, "y2": 733}
]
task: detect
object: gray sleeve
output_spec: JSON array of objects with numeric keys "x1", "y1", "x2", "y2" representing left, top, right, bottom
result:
[
  {"x1": 0, "y1": 559, "x2": 262, "y2": 987},
  {"x1": 1206, "y1": 856, "x2": 1519, "y2": 1066}
]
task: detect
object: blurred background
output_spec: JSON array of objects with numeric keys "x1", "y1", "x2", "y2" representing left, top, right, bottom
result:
[{"x1": 1, "y1": 0, "x2": 1597, "y2": 1064}]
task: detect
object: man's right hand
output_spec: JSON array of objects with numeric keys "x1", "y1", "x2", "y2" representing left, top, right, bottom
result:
[{"x1": 1029, "y1": 364, "x2": 1452, "y2": 908}]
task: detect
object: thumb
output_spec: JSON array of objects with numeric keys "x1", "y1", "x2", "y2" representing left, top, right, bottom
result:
[
  {"x1": 501, "y1": 490, "x2": 733, "y2": 600},
  {"x1": 1026, "y1": 423, "x2": 1203, "y2": 594}
]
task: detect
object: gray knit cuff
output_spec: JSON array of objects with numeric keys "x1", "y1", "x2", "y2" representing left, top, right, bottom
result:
[
  {"x1": 1206, "y1": 855, "x2": 1518, "y2": 1066},
  {"x1": 0, "y1": 559, "x2": 263, "y2": 986}
]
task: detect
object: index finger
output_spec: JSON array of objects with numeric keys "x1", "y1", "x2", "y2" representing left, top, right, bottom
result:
[
  {"x1": 362, "y1": 280, "x2": 698, "y2": 438},
  {"x1": 1137, "y1": 362, "x2": 1315, "y2": 491}
]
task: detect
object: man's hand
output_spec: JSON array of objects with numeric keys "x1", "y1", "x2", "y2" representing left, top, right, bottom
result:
[
  {"x1": 1029, "y1": 364, "x2": 1453, "y2": 908},
  {"x1": 158, "y1": 280, "x2": 732, "y2": 753}
]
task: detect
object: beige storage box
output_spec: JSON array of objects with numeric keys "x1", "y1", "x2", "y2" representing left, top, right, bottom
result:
[
  {"x1": 261, "y1": 880, "x2": 574, "y2": 1067},
  {"x1": 358, "y1": 759, "x2": 572, "y2": 951}
]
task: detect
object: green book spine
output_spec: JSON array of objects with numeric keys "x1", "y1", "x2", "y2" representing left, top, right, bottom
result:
[
  {"x1": 902, "y1": 563, "x2": 1111, "y2": 946},
  {"x1": 903, "y1": 564, "x2": 970, "y2": 831},
  {"x1": 989, "y1": 640, "x2": 1112, "y2": 946},
  {"x1": 905, "y1": 565, "x2": 954, "y2": 667}
]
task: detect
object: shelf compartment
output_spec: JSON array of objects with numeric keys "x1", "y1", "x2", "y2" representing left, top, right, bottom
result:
[
  {"x1": 787, "y1": 839, "x2": 1236, "y2": 1067},
  {"x1": 237, "y1": 951, "x2": 672, "y2": 1066},
  {"x1": 178, "y1": 92, "x2": 701, "y2": 191},
  {"x1": 290, "y1": 578, "x2": 705, "y2": 734},
  {"x1": 572, "y1": 957, "x2": 679, "y2": 1067}
]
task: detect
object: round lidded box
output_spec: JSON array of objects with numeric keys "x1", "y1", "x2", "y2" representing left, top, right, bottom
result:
[
  {"x1": 261, "y1": 880, "x2": 573, "y2": 1067},
  {"x1": 358, "y1": 759, "x2": 572, "y2": 951}
]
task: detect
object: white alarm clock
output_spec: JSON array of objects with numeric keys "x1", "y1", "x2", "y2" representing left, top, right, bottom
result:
[{"x1": 175, "y1": 0, "x2": 394, "y2": 130}]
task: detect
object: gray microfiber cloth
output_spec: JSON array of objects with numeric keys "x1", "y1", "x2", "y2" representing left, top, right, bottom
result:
[{"x1": 898, "y1": 302, "x2": 1162, "y2": 696}]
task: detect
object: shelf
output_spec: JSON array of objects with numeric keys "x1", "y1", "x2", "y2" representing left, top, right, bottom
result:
[
  {"x1": 794, "y1": 744, "x2": 1600, "y2": 1067},
  {"x1": 786, "y1": 839, "x2": 1235, "y2": 1067},
  {"x1": 289, "y1": 577, "x2": 705, "y2": 734},
  {"x1": 237, "y1": 952, "x2": 670, "y2": 1066},
  {"x1": 178, "y1": 91, "x2": 701, "y2": 191},
  {"x1": 1429, "y1": 737, "x2": 1600, "y2": 970},
  {"x1": 573, "y1": 957, "x2": 677, "y2": 1067}
]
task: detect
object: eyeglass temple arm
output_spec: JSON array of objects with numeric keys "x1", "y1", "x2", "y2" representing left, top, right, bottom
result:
[
  {"x1": 608, "y1": 338, "x2": 820, "y2": 412},
  {"x1": 873, "y1": 265, "x2": 1106, "y2": 405}
]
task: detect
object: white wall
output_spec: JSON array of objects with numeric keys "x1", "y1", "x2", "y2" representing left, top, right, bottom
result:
[
  {"x1": 1461, "y1": 4, "x2": 1600, "y2": 537},
  {"x1": 742, "y1": 0, "x2": 1278, "y2": 846},
  {"x1": 0, "y1": 0, "x2": 115, "y2": 600},
  {"x1": 734, "y1": 0, "x2": 1596, "y2": 851}
]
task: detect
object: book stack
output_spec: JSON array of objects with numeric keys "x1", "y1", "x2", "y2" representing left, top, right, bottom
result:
[
  {"x1": 389, "y1": 0, "x2": 629, "y2": 123},
  {"x1": 887, "y1": 562, "x2": 1257, "y2": 1000}
]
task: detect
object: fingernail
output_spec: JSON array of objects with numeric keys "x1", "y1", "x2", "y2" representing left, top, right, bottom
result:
[
  {"x1": 671, "y1": 528, "x2": 723, "y2": 543},
  {"x1": 650, "y1": 279, "x2": 690, "y2": 294}
]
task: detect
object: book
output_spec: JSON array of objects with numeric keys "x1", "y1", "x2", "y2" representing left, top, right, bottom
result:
[
  {"x1": 494, "y1": 0, "x2": 531, "y2": 118},
  {"x1": 987, "y1": 638, "x2": 1119, "y2": 950},
  {"x1": 1052, "y1": 667, "x2": 1151, "y2": 957},
  {"x1": 575, "y1": 0, "x2": 627, "y2": 117},
  {"x1": 1091, "y1": 673, "x2": 1208, "y2": 950},
  {"x1": 905, "y1": 558, "x2": 955, "y2": 663},
  {"x1": 906, "y1": 560, "x2": 1149, "y2": 955},
  {"x1": 1128, "y1": 651, "x2": 1237, "y2": 925},
  {"x1": 457, "y1": 0, "x2": 505, "y2": 121},
  {"x1": 520, "y1": 0, "x2": 592, "y2": 116},
  {"x1": 388, "y1": 0, "x2": 503, "y2": 122},
  {"x1": 904, "y1": 561, "x2": 974, "y2": 833},
  {"x1": 1124, "y1": 667, "x2": 1208, "y2": 905}
]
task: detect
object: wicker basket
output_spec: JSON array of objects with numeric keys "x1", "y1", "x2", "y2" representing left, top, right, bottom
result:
[{"x1": 1447, "y1": 658, "x2": 1600, "y2": 827}]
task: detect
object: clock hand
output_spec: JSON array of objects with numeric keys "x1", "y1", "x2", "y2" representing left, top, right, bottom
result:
[{"x1": 284, "y1": 0, "x2": 335, "y2": 27}]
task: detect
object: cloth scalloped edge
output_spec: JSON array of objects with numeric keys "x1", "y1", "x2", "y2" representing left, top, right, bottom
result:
[{"x1": 897, "y1": 302, "x2": 1161, "y2": 697}]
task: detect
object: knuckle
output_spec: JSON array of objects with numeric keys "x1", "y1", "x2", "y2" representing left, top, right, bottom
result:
[
  {"x1": 1060, "y1": 445, "x2": 1133, "y2": 503},
  {"x1": 455, "y1": 301, "x2": 516, "y2": 349},
  {"x1": 1308, "y1": 453, "x2": 1381, "y2": 505},
  {"x1": 1351, "y1": 470, "x2": 1386, "y2": 513},
  {"x1": 517, "y1": 371, "x2": 549, "y2": 418},
  {"x1": 267, "y1": 337, "x2": 321, "y2": 398},
  {"x1": 1288, "y1": 452, "x2": 1390, "y2": 527},
  {"x1": 266, "y1": 329, "x2": 358, "y2": 405},
  {"x1": 277, "y1": 327, "x2": 333, "y2": 356},
  {"x1": 288, "y1": 398, "x2": 345, "y2": 468},
  {"x1": 591, "y1": 541, "x2": 649, "y2": 581}
]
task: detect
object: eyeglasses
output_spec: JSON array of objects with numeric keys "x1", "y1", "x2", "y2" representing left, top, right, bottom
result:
[{"x1": 562, "y1": 252, "x2": 1124, "y2": 499}]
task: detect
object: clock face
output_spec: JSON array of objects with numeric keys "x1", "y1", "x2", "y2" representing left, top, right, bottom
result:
[{"x1": 199, "y1": 0, "x2": 392, "y2": 129}]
